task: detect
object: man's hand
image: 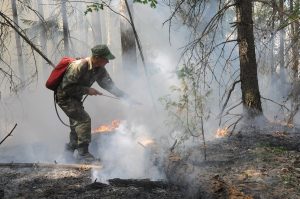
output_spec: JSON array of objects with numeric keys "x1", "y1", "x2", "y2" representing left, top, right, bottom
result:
[{"x1": 87, "y1": 88, "x2": 102, "y2": 96}]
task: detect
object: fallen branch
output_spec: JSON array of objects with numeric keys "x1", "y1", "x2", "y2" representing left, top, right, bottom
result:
[
  {"x1": 0, "y1": 162, "x2": 102, "y2": 170},
  {"x1": 0, "y1": 123, "x2": 17, "y2": 145},
  {"x1": 170, "y1": 139, "x2": 177, "y2": 152},
  {"x1": 138, "y1": 141, "x2": 146, "y2": 148},
  {"x1": 219, "y1": 80, "x2": 241, "y2": 126}
]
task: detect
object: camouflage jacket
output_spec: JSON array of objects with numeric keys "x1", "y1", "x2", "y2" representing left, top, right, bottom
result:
[{"x1": 56, "y1": 57, "x2": 126, "y2": 101}]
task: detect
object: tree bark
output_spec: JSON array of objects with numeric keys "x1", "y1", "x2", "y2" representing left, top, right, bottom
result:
[
  {"x1": 61, "y1": 0, "x2": 70, "y2": 55},
  {"x1": 120, "y1": 0, "x2": 137, "y2": 76},
  {"x1": 290, "y1": 0, "x2": 299, "y2": 78},
  {"x1": 279, "y1": 0, "x2": 285, "y2": 79},
  {"x1": 0, "y1": 11, "x2": 55, "y2": 68},
  {"x1": 37, "y1": 0, "x2": 48, "y2": 79},
  {"x1": 271, "y1": 0, "x2": 276, "y2": 75},
  {"x1": 236, "y1": 0, "x2": 263, "y2": 118},
  {"x1": 287, "y1": 0, "x2": 300, "y2": 125},
  {"x1": 91, "y1": 0, "x2": 102, "y2": 44},
  {"x1": 11, "y1": 0, "x2": 25, "y2": 81}
]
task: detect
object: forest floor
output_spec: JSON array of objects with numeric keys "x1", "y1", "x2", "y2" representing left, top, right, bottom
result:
[
  {"x1": 0, "y1": 165, "x2": 182, "y2": 198},
  {"x1": 166, "y1": 123, "x2": 300, "y2": 199},
  {"x1": 1, "y1": 123, "x2": 300, "y2": 199}
]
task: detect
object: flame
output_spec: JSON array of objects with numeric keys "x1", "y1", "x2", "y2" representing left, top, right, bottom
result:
[
  {"x1": 138, "y1": 138, "x2": 155, "y2": 147},
  {"x1": 269, "y1": 119, "x2": 294, "y2": 128},
  {"x1": 216, "y1": 127, "x2": 229, "y2": 138},
  {"x1": 92, "y1": 120, "x2": 121, "y2": 134}
]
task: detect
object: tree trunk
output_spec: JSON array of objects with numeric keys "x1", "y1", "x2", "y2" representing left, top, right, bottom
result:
[
  {"x1": 271, "y1": 0, "x2": 276, "y2": 75},
  {"x1": 120, "y1": 0, "x2": 137, "y2": 76},
  {"x1": 11, "y1": 0, "x2": 25, "y2": 81},
  {"x1": 290, "y1": 0, "x2": 299, "y2": 78},
  {"x1": 91, "y1": 0, "x2": 102, "y2": 44},
  {"x1": 77, "y1": 3, "x2": 89, "y2": 49},
  {"x1": 279, "y1": 0, "x2": 285, "y2": 79},
  {"x1": 37, "y1": 0, "x2": 48, "y2": 79},
  {"x1": 61, "y1": 0, "x2": 70, "y2": 55},
  {"x1": 236, "y1": 0, "x2": 263, "y2": 118},
  {"x1": 287, "y1": 0, "x2": 300, "y2": 125}
]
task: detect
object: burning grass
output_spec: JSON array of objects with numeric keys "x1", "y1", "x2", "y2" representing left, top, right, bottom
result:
[
  {"x1": 215, "y1": 127, "x2": 229, "y2": 138},
  {"x1": 92, "y1": 120, "x2": 122, "y2": 134}
]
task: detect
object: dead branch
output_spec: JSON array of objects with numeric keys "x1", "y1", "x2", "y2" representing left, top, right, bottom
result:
[
  {"x1": 16, "y1": 0, "x2": 46, "y2": 23},
  {"x1": 0, "y1": 162, "x2": 102, "y2": 170},
  {"x1": 138, "y1": 141, "x2": 146, "y2": 148},
  {"x1": 0, "y1": 123, "x2": 17, "y2": 145},
  {"x1": 261, "y1": 96, "x2": 290, "y2": 111},
  {"x1": 219, "y1": 80, "x2": 241, "y2": 126},
  {"x1": 0, "y1": 11, "x2": 55, "y2": 68},
  {"x1": 224, "y1": 101, "x2": 243, "y2": 115},
  {"x1": 124, "y1": 0, "x2": 156, "y2": 109},
  {"x1": 170, "y1": 139, "x2": 177, "y2": 152},
  {"x1": 200, "y1": 116, "x2": 207, "y2": 160},
  {"x1": 228, "y1": 116, "x2": 243, "y2": 136},
  {"x1": 69, "y1": 1, "x2": 132, "y2": 24}
]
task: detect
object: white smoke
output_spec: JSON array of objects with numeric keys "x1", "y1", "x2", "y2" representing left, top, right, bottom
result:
[
  {"x1": 0, "y1": 1, "x2": 186, "y2": 184},
  {"x1": 91, "y1": 121, "x2": 165, "y2": 182}
]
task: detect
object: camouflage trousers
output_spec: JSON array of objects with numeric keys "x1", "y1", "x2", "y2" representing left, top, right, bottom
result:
[{"x1": 56, "y1": 97, "x2": 91, "y2": 148}]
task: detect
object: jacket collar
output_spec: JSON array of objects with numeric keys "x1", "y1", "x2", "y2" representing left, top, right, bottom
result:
[{"x1": 86, "y1": 57, "x2": 93, "y2": 70}]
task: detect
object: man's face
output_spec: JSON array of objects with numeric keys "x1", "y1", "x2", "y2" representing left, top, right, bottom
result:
[{"x1": 92, "y1": 56, "x2": 109, "y2": 68}]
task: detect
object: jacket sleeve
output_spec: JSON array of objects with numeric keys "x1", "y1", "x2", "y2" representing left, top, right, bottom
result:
[
  {"x1": 96, "y1": 69, "x2": 128, "y2": 98},
  {"x1": 60, "y1": 61, "x2": 89, "y2": 97}
]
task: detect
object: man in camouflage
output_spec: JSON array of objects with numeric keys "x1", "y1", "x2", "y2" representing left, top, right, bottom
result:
[{"x1": 56, "y1": 44, "x2": 127, "y2": 162}]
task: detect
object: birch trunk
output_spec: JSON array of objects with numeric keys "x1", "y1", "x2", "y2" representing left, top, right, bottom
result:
[
  {"x1": 37, "y1": 0, "x2": 48, "y2": 79},
  {"x1": 11, "y1": 0, "x2": 25, "y2": 81},
  {"x1": 61, "y1": 0, "x2": 70, "y2": 55}
]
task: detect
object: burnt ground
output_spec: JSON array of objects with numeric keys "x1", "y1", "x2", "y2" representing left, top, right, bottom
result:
[
  {"x1": 0, "y1": 166, "x2": 182, "y2": 198},
  {"x1": 1, "y1": 124, "x2": 300, "y2": 199},
  {"x1": 166, "y1": 124, "x2": 300, "y2": 199}
]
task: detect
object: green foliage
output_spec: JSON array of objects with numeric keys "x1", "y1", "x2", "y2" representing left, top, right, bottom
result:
[
  {"x1": 159, "y1": 62, "x2": 212, "y2": 144},
  {"x1": 254, "y1": 143, "x2": 288, "y2": 163},
  {"x1": 133, "y1": 0, "x2": 157, "y2": 8},
  {"x1": 21, "y1": 18, "x2": 38, "y2": 26},
  {"x1": 176, "y1": 66, "x2": 193, "y2": 79},
  {"x1": 283, "y1": 7, "x2": 300, "y2": 29},
  {"x1": 84, "y1": 3, "x2": 104, "y2": 15}
]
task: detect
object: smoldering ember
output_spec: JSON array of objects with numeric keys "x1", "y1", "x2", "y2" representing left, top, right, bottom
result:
[{"x1": 1, "y1": 1, "x2": 300, "y2": 199}]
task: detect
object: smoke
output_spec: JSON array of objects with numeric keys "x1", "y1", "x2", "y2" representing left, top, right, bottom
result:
[
  {"x1": 0, "y1": 0, "x2": 188, "y2": 185},
  {"x1": 0, "y1": 85, "x2": 68, "y2": 163},
  {"x1": 3, "y1": 0, "x2": 297, "y2": 186},
  {"x1": 91, "y1": 121, "x2": 165, "y2": 182}
]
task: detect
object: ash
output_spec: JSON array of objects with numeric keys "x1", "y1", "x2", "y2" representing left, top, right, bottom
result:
[{"x1": 0, "y1": 167, "x2": 182, "y2": 199}]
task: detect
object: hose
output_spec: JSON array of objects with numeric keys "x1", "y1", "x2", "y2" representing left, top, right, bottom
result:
[{"x1": 54, "y1": 93, "x2": 120, "y2": 127}]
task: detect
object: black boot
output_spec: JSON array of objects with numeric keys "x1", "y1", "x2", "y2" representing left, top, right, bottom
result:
[
  {"x1": 63, "y1": 143, "x2": 78, "y2": 162},
  {"x1": 76, "y1": 144, "x2": 95, "y2": 163},
  {"x1": 65, "y1": 143, "x2": 77, "y2": 153}
]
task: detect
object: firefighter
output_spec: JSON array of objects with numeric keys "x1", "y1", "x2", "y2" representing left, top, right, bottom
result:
[{"x1": 56, "y1": 44, "x2": 128, "y2": 162}]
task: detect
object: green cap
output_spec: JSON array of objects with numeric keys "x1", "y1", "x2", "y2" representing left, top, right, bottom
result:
[{"x1": 91, "y1": 44, "x2": 115, "y2": 60}]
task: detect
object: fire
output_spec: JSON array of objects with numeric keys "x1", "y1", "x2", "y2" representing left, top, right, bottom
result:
[
  {"x1": 269, "y1": 119, "x2": 294, "y2": 128},
  {"x1": 92, "y1": 120, "x2": 121, "y2": 134},
  {"x1": 216, "y1": 127, "x2": 229, "y2": 138},
  {"x1": 138, "y1": 138, "x2": 155, "y2": 147}
]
